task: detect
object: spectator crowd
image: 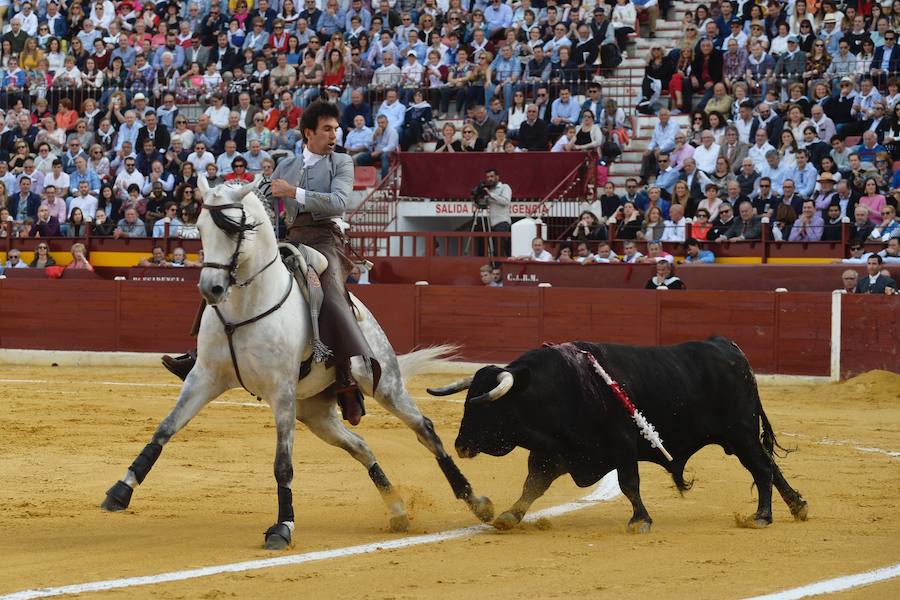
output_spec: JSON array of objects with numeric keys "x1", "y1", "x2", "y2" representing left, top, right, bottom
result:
[{"x1": 0, "y1": 0, "x2": 896, "y2": 270}]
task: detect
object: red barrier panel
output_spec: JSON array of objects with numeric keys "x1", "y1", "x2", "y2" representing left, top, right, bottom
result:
[
  {"x1": 398, "y1": 152, "x2": 589, "y2": 200},
  {"x1": 1, "y1": 280, "x2": 895, "y2": 378},
  {"x1": 840, "y1": 295, "x2": 900, "y2": 378}
]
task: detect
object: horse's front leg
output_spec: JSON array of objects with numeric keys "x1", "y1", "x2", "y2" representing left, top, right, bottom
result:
[
  {"x1": 101, "y1": 369, "x2": 228, "y2": 512},
  {"x1": 264, "y1": 390, "x2": 298, "y2": 550}
]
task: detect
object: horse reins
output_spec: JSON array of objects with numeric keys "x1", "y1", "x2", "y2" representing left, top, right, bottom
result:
[{"x1": 202, "y1": 200, "x2": 293, "y2": 396}]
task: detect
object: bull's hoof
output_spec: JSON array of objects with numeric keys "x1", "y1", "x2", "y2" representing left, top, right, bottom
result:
[
  {"x1": 389, "y1": 514, "x2": 410, "y2": 533},
  {"x1": 791, "y1": 501, "x2": 809, "y2": 522},
  {"x1": 627, "y1": 519, "x2": 652, "y2": 534},
  {"x1": 734, "y1": 513, "x2": 772, "y2": 529},
  {"x1": 492, "y1": 511, "x2": 522, "y2": 530},
  {"x1": 469, "y1": 495, "x2": 495, "y2": 523},
  {"x1": 264, "y1": 522, "x2": 293, "y2": 550},
  {"x1": 100, "y1": 481, "x2": 133, "y2": 512}
]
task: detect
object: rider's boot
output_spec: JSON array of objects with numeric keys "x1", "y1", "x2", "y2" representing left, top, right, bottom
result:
[
  {"x1": 335, "y1": 362, "x2": 365, "y2": 426},
  {"x1": 162, "y1": 350, "x2": 197, "y2": 381}
]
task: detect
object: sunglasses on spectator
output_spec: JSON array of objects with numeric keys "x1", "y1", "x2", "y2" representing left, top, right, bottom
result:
[
  {"x1": 759, "y1": 183, "x2": 770, "y2": 187},
  {"x1": 720, "y1": 208, "x2": 732, "y2": 213},
  {"x1": 234, "y1": 163, "x2": 247, "y2": 168},
  {"x1": 38, "y1": 245, "x2": 48, "y2": 249},
  {"x1": 850, "y1": 246, "x2": 863, "y2": 251}
]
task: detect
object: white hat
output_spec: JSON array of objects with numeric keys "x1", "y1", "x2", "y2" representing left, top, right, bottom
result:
[{"x1": 133, "y1": 93, "x2": 147, "y2": 101}]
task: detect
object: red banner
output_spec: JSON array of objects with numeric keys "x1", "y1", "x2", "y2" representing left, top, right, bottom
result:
[{"x1": 398, "y1": 152, "x2": 589, "y2": 200}]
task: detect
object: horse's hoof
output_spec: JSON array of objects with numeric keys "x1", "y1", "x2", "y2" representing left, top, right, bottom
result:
[
  {"x1": 492, "y1": 511, "x2": 521, "y2": 530},
  {"x1": 469, "y1": 495, "x2": 495, "y2": 523},
  {"x1": 734, "y1": 513, "x2": 771, "y2": 529},
  {"x1": 264, "y1": 522, "x2": 293, "y2": 550},
  {"x1": 100, "y1": 481, "x2": 133, "y2": 512},
  {"x1": 791, "y1": 501, "x2": 809, "y2": 522},
  {"x1": 389, "y1": 514, "x2": 410, "y2": 533},
  {"x1": 627, "y1": 520, "x2": 652, "y2": 534}
]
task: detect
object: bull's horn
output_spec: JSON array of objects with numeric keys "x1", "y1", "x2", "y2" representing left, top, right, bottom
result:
[
  {"x1": 469, "y1": 371, "x2": 514, "y2": 405},
  {"x1": 427, "y1": 376, "x2": 473, "y2": 396}
]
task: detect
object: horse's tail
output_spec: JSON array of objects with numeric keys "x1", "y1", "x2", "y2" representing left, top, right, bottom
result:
[{"x1": 397, "y1": 345, "x2": 460, "y2": 381}]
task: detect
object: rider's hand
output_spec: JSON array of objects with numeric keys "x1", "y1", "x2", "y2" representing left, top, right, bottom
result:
[{"x1": 270, "y1": 178, "x2": 295, "y2": 198}]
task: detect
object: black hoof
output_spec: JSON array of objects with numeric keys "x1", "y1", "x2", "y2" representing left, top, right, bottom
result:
[
  {"x1": 264, "y1": 522, "x2": 292, "y2": 550},
  {"x1": 101, "y1": 481, "x2": 133, "y2": 512}
]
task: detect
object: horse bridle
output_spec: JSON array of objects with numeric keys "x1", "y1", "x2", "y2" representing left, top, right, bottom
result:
[
  {"x1": 201, "y1": 199, "x2": 293, "y2": 397},
  {"x1": 201, "y1": 201, "x2": 279, "y2": 288}
]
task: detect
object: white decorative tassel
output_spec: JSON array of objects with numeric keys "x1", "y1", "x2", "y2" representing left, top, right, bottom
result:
[{"x1": 632, "y1": 409, "x2": 673, "y2": 462}]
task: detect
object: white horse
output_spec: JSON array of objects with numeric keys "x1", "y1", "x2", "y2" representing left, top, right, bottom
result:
[{"x1": 101, "y1": 177, "x2": 494, "y2": 549}]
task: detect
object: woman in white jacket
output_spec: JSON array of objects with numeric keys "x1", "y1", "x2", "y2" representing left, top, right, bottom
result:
[{"x1": 611, "y1": 0, "x2": 637, "y2": 53}]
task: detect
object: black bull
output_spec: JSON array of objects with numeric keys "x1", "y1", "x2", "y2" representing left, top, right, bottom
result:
[{"x1": 428, "y1": 338, "x2": 809, "y2": 532}]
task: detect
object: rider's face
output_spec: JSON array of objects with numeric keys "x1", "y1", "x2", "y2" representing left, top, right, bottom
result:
[{"x1": 305, "y1": 117, "x2": 339, "y2": 154}]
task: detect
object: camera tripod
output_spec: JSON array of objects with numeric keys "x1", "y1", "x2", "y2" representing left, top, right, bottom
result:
[{"x1": 464, "y1": 204, "x2": 494, "y2": 261}]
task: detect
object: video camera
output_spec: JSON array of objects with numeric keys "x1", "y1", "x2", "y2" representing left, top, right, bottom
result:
[{"x1": 471, "y1": 181, "x2": 489, "y2": 209}]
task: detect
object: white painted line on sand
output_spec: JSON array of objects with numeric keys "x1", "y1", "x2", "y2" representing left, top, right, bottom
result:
[
  {"x1": 0, "y1": 475, "x2": 623, "y2": 600},
  {"x1": 781, "y1": 432, "x2": 900, "y2": 459},
  {"x1": 741, "y1": 562, "x2": 900, "y2": 600},
  {"x1": 0, "y1": 379, "x2": 181, "y2": 388}
]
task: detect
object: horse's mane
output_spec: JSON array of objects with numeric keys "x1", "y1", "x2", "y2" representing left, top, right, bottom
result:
[{"x1": 205, "y1": 181, "x2": 267, "y2": 236}]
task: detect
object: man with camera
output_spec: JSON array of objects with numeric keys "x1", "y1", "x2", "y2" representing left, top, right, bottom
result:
[{"x1": 472, "y1": 167, "x2": 512, "y2": 255}]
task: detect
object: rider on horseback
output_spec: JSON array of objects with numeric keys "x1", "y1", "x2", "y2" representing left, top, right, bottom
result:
[{"x1": 162, "y1": 101, "x2": 376, "y2": 425}]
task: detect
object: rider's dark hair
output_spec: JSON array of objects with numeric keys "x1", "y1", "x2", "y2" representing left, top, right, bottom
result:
[{"x1": 299, "y1": 101, "x2": 340, "y2": 141}]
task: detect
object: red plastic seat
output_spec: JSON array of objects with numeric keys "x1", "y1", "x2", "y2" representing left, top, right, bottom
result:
[{"x1": 353, "y1": 166, "x2": 377, "y2": 190}]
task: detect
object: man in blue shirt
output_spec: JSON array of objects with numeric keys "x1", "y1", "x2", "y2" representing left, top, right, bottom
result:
[
  {"x1": 344, "y1": 0, "x2": 372, "y2": 32},
  {"x1": 684, "y1": 238, "x2": 716, "y2": 263},
  {"x1": 640, "y1": 107, "x2": 680, "y2": 184},
  {"x1": 345, "y1": 115, "x2": 374, "y2": 159},
  {"x1": 487, "y1": 44, "x2": 520, "y2": 110},
  {"x1": 759, "y1": 150, "x2": 788, "y2": 195},
  {"x1": 786, "y1": 149, "x2": 819, "y2": 198},
  {"x1": 549, "y1": 86, "x2": 579, "y2": 136},
  {"x1": 401, "y1": 30, "x2": 428, "y2": 63},
  {"x1": 356, "y1": 114, "x2": 398, "y2": 178},
  {"x1": 484, "y1": 0, "x2": 513, "y2": 40}
]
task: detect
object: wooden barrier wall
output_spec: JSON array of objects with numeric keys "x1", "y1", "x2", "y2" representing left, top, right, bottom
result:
[{"x1": 0, "y1": 281, "x2": 896, "y2": 378}]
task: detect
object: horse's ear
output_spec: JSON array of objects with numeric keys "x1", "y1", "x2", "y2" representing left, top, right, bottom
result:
[
  {"x1": 252, "y1": 173, "x2": 263, "y2": 187},
  {"x1": 197, "y1": 174, "x2": 210, "y2": 197}
]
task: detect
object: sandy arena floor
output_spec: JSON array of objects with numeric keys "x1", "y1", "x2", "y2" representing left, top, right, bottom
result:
[{"x1": 0, "y1": 366, "x2": 898, "y2": 600}]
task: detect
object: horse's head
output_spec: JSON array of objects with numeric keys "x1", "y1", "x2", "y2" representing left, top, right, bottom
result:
[{"x1": 197, "y1": 174, "x2": 272, "y2": 305}]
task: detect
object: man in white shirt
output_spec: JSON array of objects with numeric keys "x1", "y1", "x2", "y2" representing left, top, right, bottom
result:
[
  {"x1": 187, "y1": 141, "x2": 216, "y2": 174},
  {"x1": 747, "y1": 127, "x2": 776, "y2": 172},
  {"x1": 525, "y1": 237, "x2": 554, "y2": 261},
  {"x1": 661, "y1": 204, "x2": 688, "y2": 242},
  {"x1": 113, "y1": 156, "x2": 144, "y2": 201},
  {"x1": 375, "y1": 88, "x2": 405, "y2": 131},
  {"x1": 67, "y1": 181, "x2": 98, "y2": 221},
  {"x1": 692, "y1": 130, "x2": 721, "y2": 175}
]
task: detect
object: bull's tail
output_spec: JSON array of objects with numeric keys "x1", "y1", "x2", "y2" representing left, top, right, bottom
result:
[
  {"x1": 757, "y1": 385, "x2": 793, "y2": 459},
  {"x1": 669, "y1": 459, "x2": 694, "y2": 495}
]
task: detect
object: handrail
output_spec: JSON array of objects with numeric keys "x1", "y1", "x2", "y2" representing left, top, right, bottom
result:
[{"x1": 346, "y1": 162, "x2": 401, "y2": 231}]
